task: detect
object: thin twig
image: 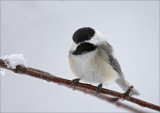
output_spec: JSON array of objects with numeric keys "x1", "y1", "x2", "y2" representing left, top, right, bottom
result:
[{"x1": 0, "y1": 59, "x2": 159, "y2": 112}]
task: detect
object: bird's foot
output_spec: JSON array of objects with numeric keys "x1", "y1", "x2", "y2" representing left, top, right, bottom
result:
[
  {"x1": 71, "y1": 78, "x2": 80, "y2": 90},
  {"x1": 96, "y1": 83, "x2": 103, "y2": 94}
]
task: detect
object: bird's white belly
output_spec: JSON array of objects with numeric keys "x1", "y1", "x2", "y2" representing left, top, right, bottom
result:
[
  {"x1": 69, "y1": 51, "x2": 119, "y2": 84},
  {"x1": 72, "y1": 55, "x2": 102, "y2": 83}
]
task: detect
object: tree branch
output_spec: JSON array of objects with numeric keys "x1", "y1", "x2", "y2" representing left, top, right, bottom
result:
[{"x1": 0, "y1": 59, "x2": 159, "y2": 112}]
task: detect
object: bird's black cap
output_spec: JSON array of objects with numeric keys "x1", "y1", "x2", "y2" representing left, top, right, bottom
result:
[{"x1": 72, "y1": 27, "x2": 95, "y2": 44}]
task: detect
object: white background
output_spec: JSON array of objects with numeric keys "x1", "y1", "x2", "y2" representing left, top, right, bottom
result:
[{"x1": 1, "y1": 1, "x2": 159, "y2": 112}]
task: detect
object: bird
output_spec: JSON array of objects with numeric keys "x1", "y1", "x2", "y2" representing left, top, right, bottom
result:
[{"x1": 68, "y1": 27, "x2": 139, "y2": 96}]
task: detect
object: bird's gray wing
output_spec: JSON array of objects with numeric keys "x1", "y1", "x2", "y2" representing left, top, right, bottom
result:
[
  {"x1": 99, "y1": 43, "x2": 140, "y2": 95},
  {"x1": 108, "y1": 54, "x2": 124, "y2": 76},
  {"x1": 99, "y1": 43, "x2": 125, "y2": 79},
  {"x1": 97, "y1": 43, "x2": 139, "y2": 94}
]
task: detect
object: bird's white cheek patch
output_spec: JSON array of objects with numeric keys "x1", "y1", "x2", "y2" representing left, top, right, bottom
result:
[
  {"x1": 70, "y1": 42, "x2": 78, "y2": 51},
  {"x1": 86, "y1": 30, "x2": 106, "y2": 45}
]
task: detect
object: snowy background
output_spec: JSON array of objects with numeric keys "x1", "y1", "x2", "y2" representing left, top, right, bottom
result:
[{"x1": 1, "y1": 1, "x2": 159, "y2": 112}]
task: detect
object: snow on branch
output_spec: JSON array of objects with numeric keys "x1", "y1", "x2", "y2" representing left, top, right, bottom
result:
[
  {"x1": 0, "y1": 54, "x2": 160, "y2": 112},
  {"x1": 1, "y1": 54, "x2": 26, "y2": 69}
]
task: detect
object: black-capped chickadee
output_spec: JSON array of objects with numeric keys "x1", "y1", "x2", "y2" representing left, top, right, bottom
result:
[{"x1": 68, "y1": 27, "x2": 139, "y2": 96}]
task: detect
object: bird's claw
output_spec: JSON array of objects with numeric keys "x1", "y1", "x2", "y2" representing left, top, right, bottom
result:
[
  {"x1": 96, "y1": 83, "x2": 103, "y2": 94},
  {"x1": 71, "y1": 78, "x2": 80, "y2": 90}
]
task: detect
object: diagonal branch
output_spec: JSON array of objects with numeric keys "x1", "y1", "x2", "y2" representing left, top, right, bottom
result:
[{"x1": 0, "y1": 59, "x2": 159, "y2": 112}]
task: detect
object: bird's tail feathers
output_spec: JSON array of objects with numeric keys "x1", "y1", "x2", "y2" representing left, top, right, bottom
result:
[{"x1": 116, "y1": 78, "x2": 140, "y2": 96}]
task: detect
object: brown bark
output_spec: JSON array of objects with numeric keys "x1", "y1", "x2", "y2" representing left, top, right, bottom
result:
[{"x1": 0, "y1": 59, "x2": 159, "y2": 112}]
